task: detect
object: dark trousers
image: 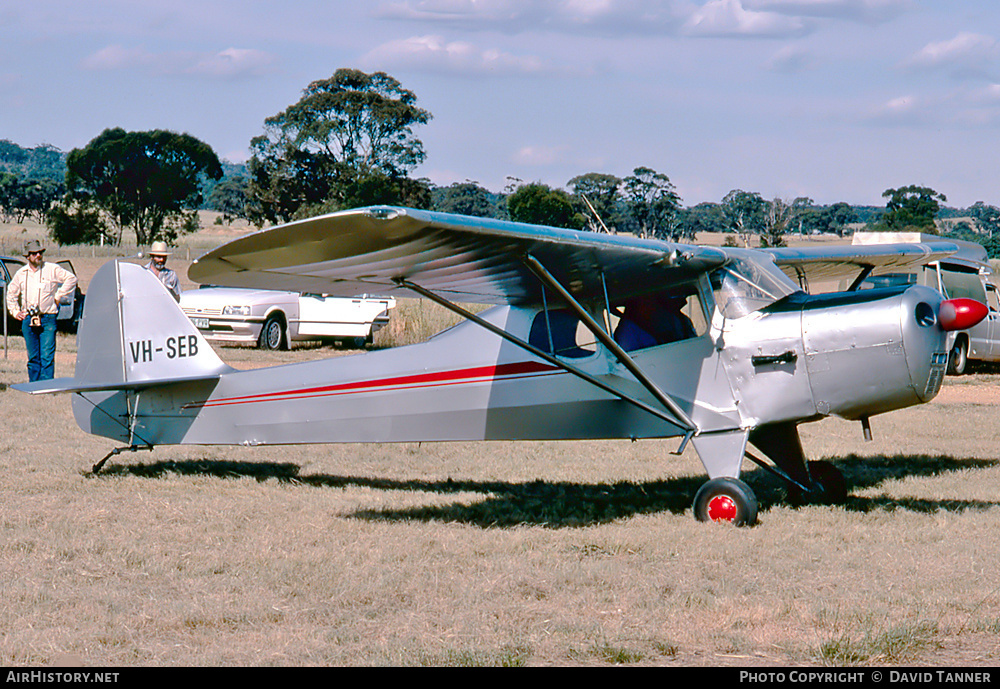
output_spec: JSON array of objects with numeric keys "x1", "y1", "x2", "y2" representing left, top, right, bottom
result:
[{"x1": 22, "y1": 313, "x2": 56, "y2": 382}]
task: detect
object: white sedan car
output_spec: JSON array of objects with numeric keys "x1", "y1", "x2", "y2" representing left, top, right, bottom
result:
[{"x1": 180, "y1": 286, "x2": 395, "y2": 350}]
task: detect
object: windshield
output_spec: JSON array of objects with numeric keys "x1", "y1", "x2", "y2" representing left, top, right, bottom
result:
[{"x1": 712, "y1": 255, "x2": 801, "y2": 319}]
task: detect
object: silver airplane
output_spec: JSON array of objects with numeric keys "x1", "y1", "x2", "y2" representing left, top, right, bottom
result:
[{"x1": 14, "y1": 207, "x2": 988, "y2": 526}]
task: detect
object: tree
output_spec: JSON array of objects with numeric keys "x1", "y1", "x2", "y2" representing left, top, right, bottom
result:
[
  {"x1": 0, "y1": 140, "x2": 65, "y2": 181},
  {"x1": 760, "y1": 197, "x2": 813, "y2": 247},
  {"x1": 967, "y1": 201, "x2": 1000, "y2": 237},
  {"x1": 796, "y1": 202, "x2": 856, "y2": 237},
  {"x1": 207, "y1": 176, "x2": 250, "y2": 224},
  {"x1": 247, "y1": 68, "x2": 432, "y2": 224},
  {"x1": 825, "y1": 202, "x2": 857, "y2": 237},
  {"x1": 721, "y1": 189, "x2": 768, "y2": 246},
  {"x1": 0, "y1": 172, "x2": 19, "y2": 222},
  {"x1": 761, "y1": 198, "x2": 792, "y2": 248},
  {"x1": 333, "y1": 170, "x2": 432, "y2": 212},
  {"x1": 567, "y1": 172, "x2": 623, "y2": 232},
  {"x1": 675, "y1": 202, "x2": 727, "y2": 238},
  {"x1": 506, "y1": 182, "x2": 583, "y2": 229},
  {"x1": 65, "y1": 128, "x2": 222, "y2": 245},
  {"x1": 0, "y1": 173, "x2": 64, "y2": 223},
  {"x1": 876, "y1": 185, "x2": 947, "y2": 233},
  {"x1": 48, "y1": 201, "x2": 108, "y2": 246},
  {"x1": 431, "y1": 181, "x2": 498, "y2": 218},
  {"x1": 620, "y1": 167, "x2": 682, "y2": 239}
]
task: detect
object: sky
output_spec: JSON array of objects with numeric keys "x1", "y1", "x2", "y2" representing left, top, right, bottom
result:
[{"x1": 3, "y1": 1, "x2": 1000, "y2": 208}]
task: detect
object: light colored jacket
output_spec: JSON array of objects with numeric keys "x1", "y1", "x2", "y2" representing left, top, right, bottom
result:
[
  {"x1": 6, "y1": 261, "x2": 78, "y2": 317},
  {"x1": 144, "y1": 262, "x2": 182, "y2": 301}
]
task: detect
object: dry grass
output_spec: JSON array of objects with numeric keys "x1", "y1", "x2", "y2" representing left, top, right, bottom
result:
[{"x1": 2, "y1": 217, "x2": 1000, "y2": 667}]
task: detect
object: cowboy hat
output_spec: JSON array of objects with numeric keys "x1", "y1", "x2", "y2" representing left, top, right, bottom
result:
[
  {"x1": 23, "y1": 240, "x2": 45, "y2": 256},
  {"x1": 148, "y1": 241, "x2": 171, "y2": 256}
]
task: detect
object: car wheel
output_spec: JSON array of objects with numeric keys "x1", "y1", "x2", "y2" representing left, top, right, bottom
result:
[
  {"x1": 947, "y1": 337, "x2": 968, "y2": 375},
  {"x1": 258, "y1": 314, "x2": 286, "y2": 350}
]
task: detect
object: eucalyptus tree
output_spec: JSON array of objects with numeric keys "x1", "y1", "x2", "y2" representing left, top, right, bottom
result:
[
  {"x1": 506, "y1": 182, "x2": 583, "y2": 229},
  {"x1": 567, "y1": 172, "x2": 623, "y2": 232},
  {"x1": 877, "y1": 185, "x2": 947, "y2": 233},
  {"x1": 247, "y1": 68, "x2": 432, "y2": 224},
  {"x1": 620, "y1": 167, "x2": 682, "y2": 240},
  {"x1": 721, "y1": 189, "x2": 768, "y2": 247},
  {"x1": 65, "y1": 128, "x2": 222, "y2": 245},
  {"x1": 967, "y1": 201, "x2": 1000, "y2": 237}
]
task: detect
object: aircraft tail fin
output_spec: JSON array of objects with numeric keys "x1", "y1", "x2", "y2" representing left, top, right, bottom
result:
[{"x1": 14, "y1": 260, "x2": 232, "y2": 395}]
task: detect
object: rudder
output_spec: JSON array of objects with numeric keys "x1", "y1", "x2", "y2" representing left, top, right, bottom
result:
[{"x1": 90, "y1": 261, "x2": 231, "y2": 384}]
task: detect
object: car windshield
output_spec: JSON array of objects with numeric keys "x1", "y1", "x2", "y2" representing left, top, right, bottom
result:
[{"x1": 712, "y1": 255, "x2": 801, "y2": 319}]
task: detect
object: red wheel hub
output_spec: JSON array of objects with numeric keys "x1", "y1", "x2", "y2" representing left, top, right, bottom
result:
[{"x1": 707, "y1": 494, "x2": 738, "y2": 522}]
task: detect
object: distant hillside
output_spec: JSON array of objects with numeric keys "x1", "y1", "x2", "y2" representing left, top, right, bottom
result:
[{"x1": 0, "y1": 140, "x2": 65, "y2": 181}]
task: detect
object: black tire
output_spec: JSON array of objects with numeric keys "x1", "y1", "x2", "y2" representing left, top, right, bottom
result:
[
  {"x1": 693, "y1": 477, "x2": 758, "y2": 526},
  {"x1": 258, "y1": 314, "x2": 286, "y2": 350},
  {"x1": 948, "y1": 337, "x2": 968, "y2": 375},
  {"x1": 350, "y1": 333, "x2": 374, "y2": 349}
]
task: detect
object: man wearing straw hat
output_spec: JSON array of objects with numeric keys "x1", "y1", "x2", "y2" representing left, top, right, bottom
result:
[
  {"x1": 145, "y1": 241, "x2": 181, "y2": 302},
  {"x1": 5, "y1": 240, "x2": 77, "y2": 382}
]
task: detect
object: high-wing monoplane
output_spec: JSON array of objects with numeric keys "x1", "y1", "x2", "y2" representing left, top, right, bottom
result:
[{"x1": 14, "y1": 207, "x2": 988, "y2": 525}]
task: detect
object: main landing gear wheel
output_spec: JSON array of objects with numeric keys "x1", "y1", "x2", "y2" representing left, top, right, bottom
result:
[
  {"x1": 693, "y1": 477, "x2": 758, "y2": 526},
  {"x1": 788, "y1": 460, "x2": 847, "y2": 505}
]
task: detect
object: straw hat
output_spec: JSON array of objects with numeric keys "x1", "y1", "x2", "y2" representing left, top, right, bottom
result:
[
  {"x1": 23, "y1": 240, "x2": 45, "y2": 256},
  {"x1": 149, "y1": 241, "x2": 171, "y2": 256}
]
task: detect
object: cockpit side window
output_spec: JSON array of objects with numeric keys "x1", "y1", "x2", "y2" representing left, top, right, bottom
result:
[
  {"x1": 528, "y1": 309, "x2": 596, "y2": 358},
  {"x1": 610, "y1": 289, "x2": 708, "y2": 352}
]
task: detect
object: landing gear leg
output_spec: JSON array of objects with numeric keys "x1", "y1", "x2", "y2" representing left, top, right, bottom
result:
[
  {"x1": 792, "y1": 460, "x2": 847, "y2": 505},
  {"x1": 690, "y1": 429, "x2": 758, "y2": 526},
  {"x1": 748, "y1": 422, "x2": 848, "y2": 506},
  {"x1": 92, "y1": 445, "x2": 154, "y2": 475}
]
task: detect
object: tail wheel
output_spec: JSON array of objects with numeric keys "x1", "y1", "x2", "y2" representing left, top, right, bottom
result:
[
  {"x1": 788, "y1": 460, "x2": 847, "y2": 505},
  {"x1": 947, "y1": 337, "x2": 968, "y2": 375},
  {"x1": 693, "y1": 477, "x2": 758, "y2": 526}
]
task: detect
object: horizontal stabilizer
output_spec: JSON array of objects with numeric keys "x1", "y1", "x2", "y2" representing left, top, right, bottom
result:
[{"x1": 12, "y1": 372, "x2": 224, "y2": 395}]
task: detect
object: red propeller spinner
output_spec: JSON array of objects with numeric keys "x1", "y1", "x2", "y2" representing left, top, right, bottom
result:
[{"x1": 938, "y1": 298, "x2": 988, "y2": 332}]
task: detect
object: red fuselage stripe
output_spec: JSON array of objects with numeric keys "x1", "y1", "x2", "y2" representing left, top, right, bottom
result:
[{"x1": 184, "y1": 360, "x2": 561, "y2": 410}]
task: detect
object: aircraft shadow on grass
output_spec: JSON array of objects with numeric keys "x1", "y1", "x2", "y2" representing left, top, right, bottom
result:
[{"x1": 93, "y1": 452, "x2": 1000, "y2": 528}]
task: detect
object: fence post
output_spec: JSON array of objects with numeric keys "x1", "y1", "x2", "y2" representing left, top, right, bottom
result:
[{"x1": 3, "y1": 280, "x2": 7, "y2": 360}]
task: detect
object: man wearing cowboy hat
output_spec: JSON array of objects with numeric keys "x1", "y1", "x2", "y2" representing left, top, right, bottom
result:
[
  {"x1": 144, "y1": 241, "x2": 181, "y2": 302},
  {"x1": 5, "y1": 240, "x2": 77, "y2": 382}
]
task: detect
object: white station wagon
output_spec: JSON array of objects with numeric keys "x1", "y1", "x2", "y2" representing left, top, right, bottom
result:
[{"x1": 180, "y1": 286, "x2": 395, "y2": 350}]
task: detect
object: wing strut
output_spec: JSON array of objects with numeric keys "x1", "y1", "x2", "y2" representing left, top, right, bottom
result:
[
  {"x1": 522, "y1": 254, "x2": 699, "y2": 434},
  {"x1": 846, "y1": 265, "x2": 874, "y2": 292},
  {"x1": 397, "y1": 278, "x2": 693, "y2": 433}
]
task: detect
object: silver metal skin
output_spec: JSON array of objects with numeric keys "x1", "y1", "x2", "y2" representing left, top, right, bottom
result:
[{"x1": 12, "y1": 207, "x2": 975, "y2": 524}]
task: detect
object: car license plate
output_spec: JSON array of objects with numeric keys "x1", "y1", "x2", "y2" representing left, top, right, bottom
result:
[{"x1": 193, "y1": 318, "x2": 210, "y2": 329}]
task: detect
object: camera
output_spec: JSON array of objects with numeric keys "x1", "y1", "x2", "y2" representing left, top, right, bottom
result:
[{"x1": 26, "y1": 306, "x2": 40, "y2": 328}]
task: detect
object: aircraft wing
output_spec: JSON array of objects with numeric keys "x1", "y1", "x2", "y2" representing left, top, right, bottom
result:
[
  {"x1": 766, "y1": 241, "x2": 959, "y2": 288},
  {"x1": 189, "y1": 206, "x2": 728, "y2": 305}
]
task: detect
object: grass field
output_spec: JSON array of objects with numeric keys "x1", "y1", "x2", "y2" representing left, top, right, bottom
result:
[{"x1": 1, "y1": 217, "x2": 1000, "y2": 667}]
